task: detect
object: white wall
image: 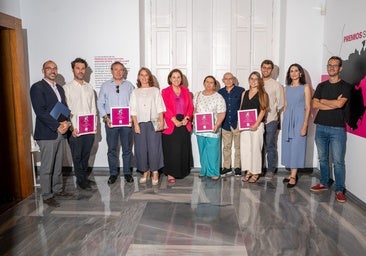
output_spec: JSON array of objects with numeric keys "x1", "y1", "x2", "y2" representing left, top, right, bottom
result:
[
  {"x1": 278, "y1": 0, "x2": 325, "y2": 168},
  {"x1": 322, "y1": 0, "x2": 366, "y2": 202},
  {"x1": 0, "y1": 0, "x2": 21, "y2": 18},
  {"x1": 20, "y1": 0, "x2": 140, "y2": 168},
  {"x1": 16, "y1": 0, "x2": 366, "y2": 204},
  {"x1": 20, "y1": 0, "x2": 323, "y2": 168}
]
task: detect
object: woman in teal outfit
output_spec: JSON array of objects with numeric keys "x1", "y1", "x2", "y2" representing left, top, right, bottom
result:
[{"x1": 194, "y1": 76, "x2": 226, "y2": 180}]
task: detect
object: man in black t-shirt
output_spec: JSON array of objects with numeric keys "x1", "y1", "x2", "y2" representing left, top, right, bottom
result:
[{"x1": 310, "y1": 56, "x2": 351, "y2": 203}]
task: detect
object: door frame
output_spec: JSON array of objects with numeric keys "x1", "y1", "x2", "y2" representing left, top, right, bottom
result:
[{"x1": 0, "y1": 12, "x2": 33, "y2": 201}]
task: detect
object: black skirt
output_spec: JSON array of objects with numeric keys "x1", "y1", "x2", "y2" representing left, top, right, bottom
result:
[{"x1": 162, "y1": 125, "x2": 193, "y2": 179}]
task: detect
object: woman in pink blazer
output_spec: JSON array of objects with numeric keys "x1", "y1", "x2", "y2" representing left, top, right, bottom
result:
[{"x1": 161, "y1": 69, "x2": 194, "y2": 183}]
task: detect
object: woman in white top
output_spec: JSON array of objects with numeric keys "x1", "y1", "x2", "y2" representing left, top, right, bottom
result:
[{"x1": 130, "y1": 67, "x2": 166, "y2": 185}]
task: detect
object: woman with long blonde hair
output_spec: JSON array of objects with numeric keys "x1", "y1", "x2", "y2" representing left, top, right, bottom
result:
[{"x1": 240, "y1": 71, "x2": 268, "y2": 183}]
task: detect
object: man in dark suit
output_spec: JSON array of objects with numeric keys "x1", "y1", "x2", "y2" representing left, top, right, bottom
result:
[{"x1": 30, "y1": 60, "x2": 72, "y2": 207}]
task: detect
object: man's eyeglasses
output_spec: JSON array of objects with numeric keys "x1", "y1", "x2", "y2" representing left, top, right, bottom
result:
[
  {"x1": 327, "y1": 64, "x2": 339, "y2": 68},
  {"x1": 116, "y1": 85, "x2": 120, "y2": 93}
]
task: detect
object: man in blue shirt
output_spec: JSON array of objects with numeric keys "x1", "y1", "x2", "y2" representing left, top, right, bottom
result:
[
  {"x1": 97, "y1": 62, "x2": 135, "y2": 184},
  {"x1": 218, "y1": 72, "x2": 245, "y2": 176}
]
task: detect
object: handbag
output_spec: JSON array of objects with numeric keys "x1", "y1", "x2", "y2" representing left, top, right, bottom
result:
[
  {"x1": 150, "y1": 99, "x2": 167, "y2": 131},
  {"x1": 151, "y1": 117, "x2": 167, "y2": 131}
]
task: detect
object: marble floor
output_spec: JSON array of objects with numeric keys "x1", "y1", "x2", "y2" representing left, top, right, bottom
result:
[{"x1": 0, "y1": 170, "x2": 365, "y2": 256}]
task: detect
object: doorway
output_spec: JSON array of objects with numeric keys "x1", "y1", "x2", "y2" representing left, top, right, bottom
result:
[{"x1": 0, "y1": 12, "x2": 33, "y2": 213}]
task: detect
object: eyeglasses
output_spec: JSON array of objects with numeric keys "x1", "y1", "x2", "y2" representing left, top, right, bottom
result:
[
  {"x1": 327, "y1": 64, "x2": 339, "y2": 68},
  {"x1": 116, "y1": 85, "x2": 120, "y2": 93}
]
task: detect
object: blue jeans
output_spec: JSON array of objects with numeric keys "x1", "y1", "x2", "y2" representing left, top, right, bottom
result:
[
  {"x1": 264, "y1": 121, "x2": 279, "y2": 172},
  {"x1": 315, "y1": 125, "x2": 346, "y2": 192},
  {"x1": 105, "y1": 124, "x2": 132, "y2": 176}
]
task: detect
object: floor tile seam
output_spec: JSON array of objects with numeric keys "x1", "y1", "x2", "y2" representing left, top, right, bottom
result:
[
  {"x1": 50, "y1": 210, "x2": 121, "y2": 217},
  {"x1": 126, "y1": 244, "x2": 248, "y2": 254},
  {"x1": 128, "y1": 244, "x2": 247, "y2": 248},
  {"x1": 136, "y1": 223, "x2": 203, "y2": 239},
  {"x1": 136, "y1": 224, "x2": 241, "y2": 245}
]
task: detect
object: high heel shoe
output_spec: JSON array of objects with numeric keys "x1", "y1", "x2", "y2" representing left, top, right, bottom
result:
[
  {"x1": 152, "y1": 171, "x2": 159, "y2": 186},
  {"x1": 287, "y1": 175, "x2": 298, "y2": 188},
  {"x1": 283, "y1": 174, "x2": 298, "y2": 183},
  {"x1": 283, "y1": 177, "x2": 290, "y2": 183},
  {"x1": 139, "y1": 171, "x2": 151, "y2": 184}
]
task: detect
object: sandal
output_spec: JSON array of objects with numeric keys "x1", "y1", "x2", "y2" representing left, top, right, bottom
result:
[
  {"x1": 248, "y1": 174, "x2": 260, "y2": 183},
  {"x1": 167, "y1": 177, "x2": 176, "y2": 183},
  {"x1": 152, "y1": 171, "x2": 159, "y2": 186},
  {"x1": 139, "y1": 171, "x2": 151, "y2": 184},
  {"x1": 287, "y1": 176, "x2": 298, "y2": 188},
  {"x1": 242, "y1": 172, "x2": 252, "y2": 182},
  {"x1": 283, "y1": 174, "x2": 298, "y2": 183}
]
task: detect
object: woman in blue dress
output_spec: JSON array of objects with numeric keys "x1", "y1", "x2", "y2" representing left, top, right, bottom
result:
[{"x1": 281, "y1": 64, "x2": 311, "y2": 188}]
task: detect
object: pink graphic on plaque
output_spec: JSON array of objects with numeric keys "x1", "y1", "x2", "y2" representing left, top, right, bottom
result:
[
  {"x1": 195, "y1": 113, "x2": 214, "y2": 132},
  {"x1": 78, "y1": 114, "x2": 95, "y2": 135},
  {"x1": 110, "y1": 107, "x2": 130, "y2": 127},
  {"x1": 238, "y1": 109, "x2": 257, "y2": 130}
]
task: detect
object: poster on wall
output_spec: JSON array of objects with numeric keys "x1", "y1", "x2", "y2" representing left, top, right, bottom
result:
[
  {"x1": 94, "y1": 56, "x2": 130, "y2": 88},
  {"x1": 339, "y1": 32, "x2": 366, "y2": 138},
  {"x1": 323, "y1": 16, "x2": 366, "y2": 138}
]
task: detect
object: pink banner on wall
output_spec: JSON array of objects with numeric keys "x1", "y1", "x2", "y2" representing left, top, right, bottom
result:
[
  {"x1": 318, "y1": 74, "x2": 366, "y2": 138},
  {"x1": 346, "y1": 75, "x2": 366, "y2": 138}
]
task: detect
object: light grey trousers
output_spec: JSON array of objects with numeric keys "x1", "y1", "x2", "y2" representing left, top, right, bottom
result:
[{"x1": 37, "y1": 134, "x2": 65, "y2": 200}]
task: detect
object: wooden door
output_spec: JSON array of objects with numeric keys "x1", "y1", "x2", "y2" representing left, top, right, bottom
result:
[{"x1": 0, "y1": 12, "x2": 33, "y2": 212}]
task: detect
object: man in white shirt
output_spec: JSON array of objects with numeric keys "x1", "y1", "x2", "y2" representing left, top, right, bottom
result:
[
  {"x1": 261, "y1": 60, "x2": 284, "y2": 179},
  {"x1": 64, "y1": 58, "x2": 97, "y2": 190}
]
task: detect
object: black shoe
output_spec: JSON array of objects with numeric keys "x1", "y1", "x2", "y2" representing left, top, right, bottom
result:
[
  {"x1": 124, "y1": 174, "x2": 134, "y2": 183},
  {"x1": 87, "y1": 179, "x2": 96, "y2": 185},
  {"x1": 78, "y1": 180, "x2": 92, "y2": 191},
  {"x1": 54, "y1": 191, "x2": 74, "y2": 197},
  {"x1": 43, "y1": 197, "x2": 60, "y2": 207},
  {"x1": 283, "y1": 174, "x2": 298, "y2": 184},
  {"x1": 287, "y1": 176, "x2": 298, "y2": 188},
  {"x1": 220, "y1": 168, "x2": 232, "y2": 177},
  {"x1": 108, "y1": 175, "x2": 117, "y2": 184},
  {"x1": 234, "y1": 168, "x2": 242, "y2": 176}
]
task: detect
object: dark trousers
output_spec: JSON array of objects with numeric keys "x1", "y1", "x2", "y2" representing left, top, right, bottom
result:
[
  {"x1": 68, "y1": 134, "x2": 95, "y2": 184},
  {"x1": 264, "y1": 120, "x2": 279, "y2": 172}
]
